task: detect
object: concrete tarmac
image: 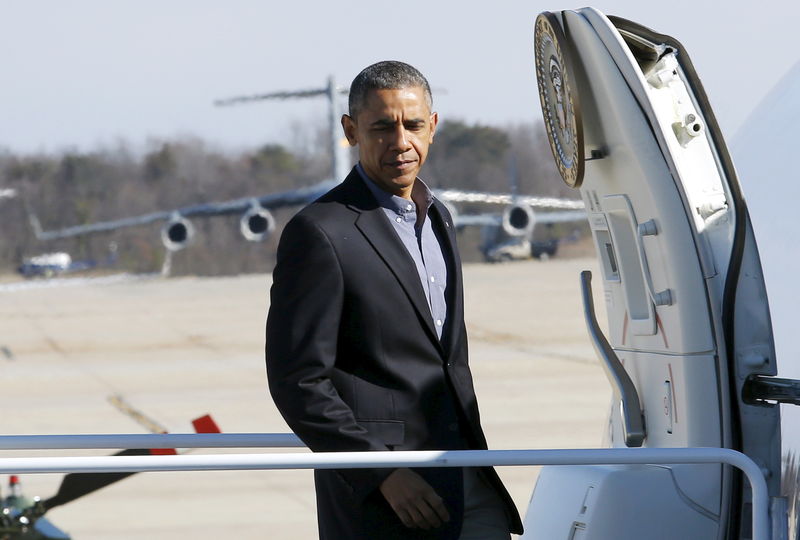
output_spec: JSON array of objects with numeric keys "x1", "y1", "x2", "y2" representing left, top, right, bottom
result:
[{"x1": 0, "y1": 257, "x2": 609, "y2": 539}]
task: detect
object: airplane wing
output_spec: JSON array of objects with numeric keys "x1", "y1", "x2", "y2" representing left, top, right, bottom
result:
[
  {"x1": 452, "y1": 209, "x2": 585, "y2": 228},
  {"x1": 437, "y1": 189, "x2": 585, "y2": 239},
  {"x1": 435, "y1": 189, "x2": 584, "y2": 209},
  {"x1": 30, "y1": 177, "x2": 586, "y2": 251},
  {"x1": 437, "y1": 188, "x2": 586, "y2": 237},
  {"x1": 30, "y1": 179, "x2": 339, "y2": 251},
  {"x1": 521, "y1": 9, "x2": 788, "y2": 539}
]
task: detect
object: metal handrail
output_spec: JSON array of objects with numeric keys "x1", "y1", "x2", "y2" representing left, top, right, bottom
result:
[
  {"x1": 0, "y1": 437, "x2": 769, "y2": 540},
  {"x1": 0, "y1": 433, "x2": 304, "y2": 449},
  {"x1": 580, "y1": 270, "x2": 646, "y2": 446}
]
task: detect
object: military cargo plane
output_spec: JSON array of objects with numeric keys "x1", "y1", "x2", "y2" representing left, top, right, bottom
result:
[{"x1": 27, "y1": 77, "x2": 585, "y2": 256}]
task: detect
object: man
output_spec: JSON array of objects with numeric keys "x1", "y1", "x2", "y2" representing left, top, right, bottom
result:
[{"x1": 265, "y1": 61, "x2": 523, "y2": 539}]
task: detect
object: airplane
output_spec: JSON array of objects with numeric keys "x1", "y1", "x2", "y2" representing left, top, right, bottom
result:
[
  {"x1": 0, "y1": 404, "x2": 222, "y2": 540},
  {"x1": 516, "y1": 8, "x2": 798, "y2": 539},
  {"x1": 479, "y1": 155, "x2": 585, "y2": 262},
  {"x1": 730, "y1": 57, "x2": 800, "y2": 539},
  {"x1": 26, "y1": 77, "x2": 586, "y2": 259}
]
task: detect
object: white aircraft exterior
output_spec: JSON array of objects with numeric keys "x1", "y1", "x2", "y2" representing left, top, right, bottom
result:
[
  {"x1": 520, "y1": 8, "x2": 797, "y2": 539},
  {"x1": 732, "y1": 59, "x2": 800, "y2": 538}
]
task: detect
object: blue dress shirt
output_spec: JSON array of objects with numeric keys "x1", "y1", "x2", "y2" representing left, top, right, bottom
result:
[{"x1": 356, "y1": 163, "x2": 449, "y2": 339}]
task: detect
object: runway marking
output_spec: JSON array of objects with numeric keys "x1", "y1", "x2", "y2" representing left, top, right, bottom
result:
[
  {"x1": 44, "y1": 336, "x2": 67, "y2": 356},
  {"x1": 108, "y1": 394, "x2": 169, "y2": 434}
]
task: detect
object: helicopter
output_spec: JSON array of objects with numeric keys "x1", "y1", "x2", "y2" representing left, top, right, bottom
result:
[{"x1": 0, "y1": 408, "x2": 220, "y2": 540}]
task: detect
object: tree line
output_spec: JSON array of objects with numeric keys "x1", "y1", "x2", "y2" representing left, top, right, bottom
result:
[{"x1": 0, "y1": 120, "x2": 578, "y2": 276}]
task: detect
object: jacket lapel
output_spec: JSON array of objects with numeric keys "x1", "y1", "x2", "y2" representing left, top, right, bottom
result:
[
  {"x1": 430, "y1": 200, "x2": 464, "y2": 358},
  {"x1": 342, "y1": 173, "x2": 443, "y2": 353}
]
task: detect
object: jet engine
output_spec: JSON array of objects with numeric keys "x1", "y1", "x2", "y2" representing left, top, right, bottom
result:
[
  {"x1": 239, "y1": 206, "x2": 276, "y2": 242},
  {"x1": 160, "y1": 215, "x2": 195, "y2": 251},
  {"x1": 502, "y1": 203, "x2": 536, "y2": 237}
]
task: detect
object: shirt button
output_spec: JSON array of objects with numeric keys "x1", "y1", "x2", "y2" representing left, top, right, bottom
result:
[
  {"x1": 435, "y1": 319, "x2": 443, "y2": 326},
  {"x1": 406, "y1": 204, "x2": 413, "y2": 211},
  {"x1": 395, "y1": 216, "x2": 402, "y2": 223},
  {"x1": 429, "y1": 276, "x2": 436, "y2": 283}
]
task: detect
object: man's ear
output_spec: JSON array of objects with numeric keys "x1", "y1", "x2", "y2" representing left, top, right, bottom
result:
[
  {"x1": 341, "y1": 114, "x2": 358, "y2": 146},
  {"x1": 429, "y1": 111, "x2": 439, "y2": 144}
]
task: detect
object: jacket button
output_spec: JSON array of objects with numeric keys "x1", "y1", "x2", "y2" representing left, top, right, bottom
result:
[{"x1": 448, "y1": 423, "x2": 459, "y2": 432}]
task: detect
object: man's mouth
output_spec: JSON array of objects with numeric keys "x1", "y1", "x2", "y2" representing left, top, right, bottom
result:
[{"x1": 386, "y1": 159, "x2": 416, "y2": 170}]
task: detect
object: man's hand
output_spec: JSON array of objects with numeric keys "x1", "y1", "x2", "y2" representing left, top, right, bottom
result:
[{"x1": 379, "y1": 468, "x2": 451, "y2": 530}]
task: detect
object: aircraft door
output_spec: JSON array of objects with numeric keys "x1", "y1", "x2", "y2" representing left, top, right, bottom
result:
[{"x1": 523, "y1": 9, "x2": 782, "y2": 540}]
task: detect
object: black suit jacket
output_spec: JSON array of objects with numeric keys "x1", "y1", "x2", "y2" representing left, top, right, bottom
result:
[{"x1": 266, "y1": 168, "x2": 523, "y2": 539}]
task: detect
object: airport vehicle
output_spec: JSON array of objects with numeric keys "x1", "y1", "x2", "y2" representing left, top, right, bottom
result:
[
  {"x1": 519, "y1": 8, "x2": 798, "y2": 538},
  {"x1": 17, "y1": 245, "x2": 118, "y2": 279},
  {"x1": 483, "y1": 237, "x2": 561, "y2": 263},
  {"x1": 484, "y1": 237, "x2": 535, "y2": 263},
  {"x1": 16, "y1": 253, "x2": 72, "y2": 279}
]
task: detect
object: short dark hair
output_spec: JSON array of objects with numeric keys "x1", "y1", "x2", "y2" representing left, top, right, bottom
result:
[{"x1": 348, "y1": 61, "x2": 433, "y2": 119}]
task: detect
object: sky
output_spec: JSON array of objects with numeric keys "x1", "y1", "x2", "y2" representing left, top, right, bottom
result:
[{"x1": 2, "y1": 1, "x2": 798, "y2": 156}]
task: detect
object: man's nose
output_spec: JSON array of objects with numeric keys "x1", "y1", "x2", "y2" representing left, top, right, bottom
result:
[{"x1": 389, "y1": 125, "x2": 412, "y2": 151}]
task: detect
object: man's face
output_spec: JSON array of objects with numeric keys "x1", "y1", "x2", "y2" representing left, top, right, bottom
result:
[{"x1": 342, "y1": 86, "x2": 438, "y2": 198}]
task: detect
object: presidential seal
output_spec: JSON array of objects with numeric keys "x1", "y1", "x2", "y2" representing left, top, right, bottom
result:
[{"x1": 534, "y1": 12, "x2": 584, "y2": 188}]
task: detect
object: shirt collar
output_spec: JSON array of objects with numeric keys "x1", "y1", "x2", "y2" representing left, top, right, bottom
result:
[{"x1": 356, "y1": 162, "x2": 433, "y2": 216}]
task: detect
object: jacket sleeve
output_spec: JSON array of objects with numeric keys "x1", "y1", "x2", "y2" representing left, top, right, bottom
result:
[{"x1": 265, "y1": 213, "x2": 394, "y2": 499}]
